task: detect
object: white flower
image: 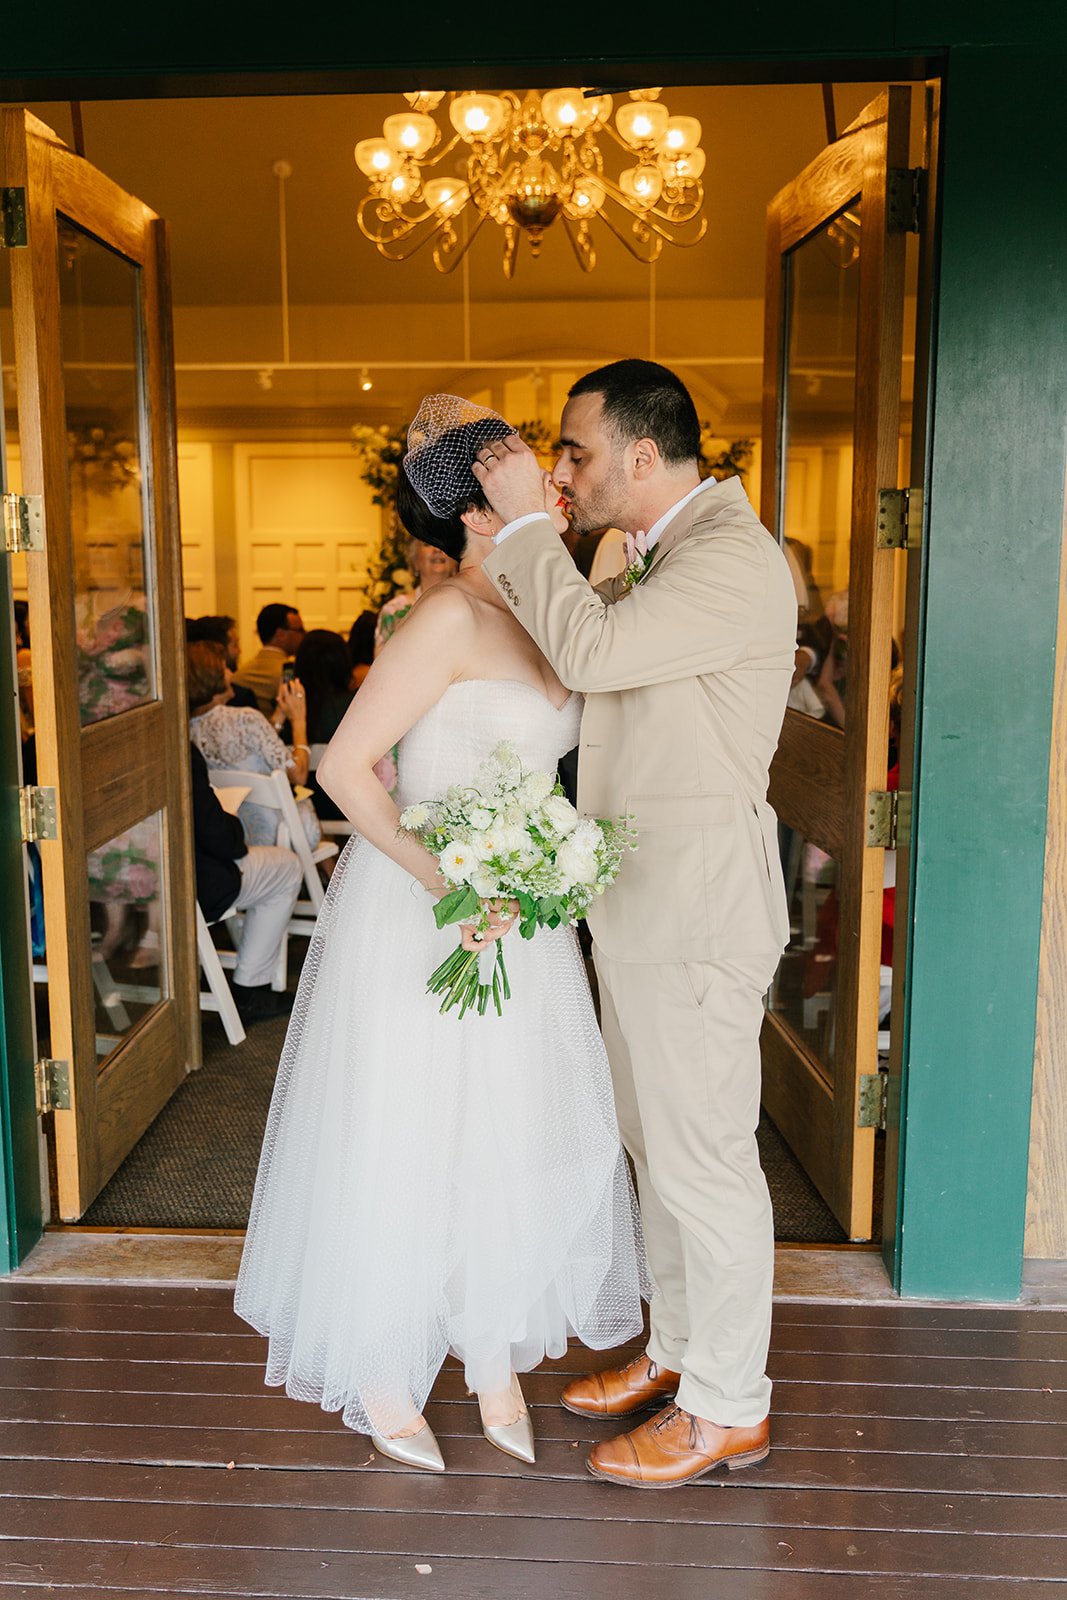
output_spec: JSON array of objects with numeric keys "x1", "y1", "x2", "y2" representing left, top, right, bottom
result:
[
  {"x1": 468, "y1": 806, "x2": 494, "y2": 831},
  {"x1": 493, "y1": 824, "x2": 530, "y2": 858},
  {"x1": 438, "y1": 842, "x2": 475, "y2": 883},
  {"x1": 557, "y1": 839, "x2": 599, "y2": 888},
  {"x1": 571, "y1": 819, "x2": 603, "y2": 852},
  {"x1": 517, "y1": 770, "x2": 555, "y2": 806},
  {"x1": 541, "y1": 795, "x2": 579, "y2": 837},
  {"x1": 470, "y1": 866, "x2": 500, "y2": 898},
  {"x1": 399, "y1": 803, "x2": 430, "y2": 830}
]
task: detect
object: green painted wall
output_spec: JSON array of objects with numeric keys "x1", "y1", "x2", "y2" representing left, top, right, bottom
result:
[
  {"x1": 892, "y1": 41, "x2": 1067, "y2": 1297},
  {"x1": 1, "y1": 5, "x2": 1065, "y2": 1292}
]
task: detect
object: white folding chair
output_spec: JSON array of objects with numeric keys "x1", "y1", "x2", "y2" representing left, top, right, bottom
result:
[
  {"x1": 308, "y1": 742, "x2": 355, "y2": 843},
  {"x1": 207, "y1": 765, "x2": 338, "y2": 939},
  {"x1": 195, "y1": 903, "x2": 246, "y2": 1045}
]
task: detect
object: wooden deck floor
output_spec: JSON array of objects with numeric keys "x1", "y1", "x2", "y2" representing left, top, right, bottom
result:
[{"x1": 0, "y1": 1281, "x2": 1064, "y2": 1598}]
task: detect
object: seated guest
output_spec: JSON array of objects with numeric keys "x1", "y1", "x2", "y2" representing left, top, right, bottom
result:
[
  {"x1": 347, "y1": 609, "x2": 377, "y2": 690},
  {"x1": 373, "y1": 538, "x2": 458, "y2": 655},
  {"x1": 187, "y1": 641, "x2": 322, "y2": 850},
  {"x1": 187, "y1": 614, "x2": 258, "y2": 709},
  {"x1": 190, "y1": 742, "x2": 301, "y2": 1023},
  {"x1": 290, "y1": 630, "x2": 354, "y2": 822},
  {"x1": 233, "y1": 602, "x2": 305, "y2": 716}
]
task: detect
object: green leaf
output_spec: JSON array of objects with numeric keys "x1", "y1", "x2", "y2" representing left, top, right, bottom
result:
[{"x1": 433, "y1": 886, "x2": 480, "y2": 929}]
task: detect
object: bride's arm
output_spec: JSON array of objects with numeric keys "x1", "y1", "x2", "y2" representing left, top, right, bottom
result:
[{"x1": 316, "y1": 585, "x2": 474, "y2": 894}]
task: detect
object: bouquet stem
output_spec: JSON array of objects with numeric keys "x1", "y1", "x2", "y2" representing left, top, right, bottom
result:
[{"x1": 427, "y1": 940, "x2": 509, "y2": 1018}]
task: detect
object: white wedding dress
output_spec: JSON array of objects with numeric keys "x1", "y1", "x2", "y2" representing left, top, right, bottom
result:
[{"x1": 235, "y1": 677, "x2": 648, "y2": 1437}]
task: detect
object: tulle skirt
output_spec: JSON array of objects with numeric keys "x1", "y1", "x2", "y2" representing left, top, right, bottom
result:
[{"x1": 234, "y1": 833, "x2": 648, "y2": 1436}]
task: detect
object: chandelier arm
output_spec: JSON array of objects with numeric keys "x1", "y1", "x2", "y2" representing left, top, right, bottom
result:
[
  {"x1": 592, "y1": 173, "x2": 708, "y2": 246},
  {"x1": 419, "y1": 130, "x2": 465, "y2": 169},
  {"x1": 594, "y1": 203, "x2": 662, "y2": 264},
  {"x1": 358, "y1": 202, "x2": 458, "y2": 264},
  {"x1": 432, "y1": 206, "x2": 491, "y2": 274},
  {"x1": 561, "y1": 215, "x2": 596, "y2": 273}
]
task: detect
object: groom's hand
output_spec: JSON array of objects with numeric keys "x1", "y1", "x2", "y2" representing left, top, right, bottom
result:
[{"x1": 472, "y1": 434, "x2": 547, "y2": 526}]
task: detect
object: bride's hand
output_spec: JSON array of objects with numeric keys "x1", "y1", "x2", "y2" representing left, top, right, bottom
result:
[{"x1": 460, "y1": 898, "x2": 519, "y2": 952}]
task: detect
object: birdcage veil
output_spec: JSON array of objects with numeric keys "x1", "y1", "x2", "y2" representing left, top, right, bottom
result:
[{"x1": 404, "y1": 395, "x2": 517, "y2": 518}]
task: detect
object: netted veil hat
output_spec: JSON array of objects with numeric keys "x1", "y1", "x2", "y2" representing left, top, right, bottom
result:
[{"x1": 404, "y1": 394, "x2": 517, "y2": 517}]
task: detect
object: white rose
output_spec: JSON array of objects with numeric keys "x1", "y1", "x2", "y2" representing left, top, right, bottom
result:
[
  {"x1": 399, "y1": 803, "x2": 430, "y2": 830},
  {"x1": 467, "y1": 806, "x2": 494, "y2": 831},
  {"x1": 541, "y1": 795, "x2": 579, "y2": 837},
  {"x1": 517, "y1": 770, "x2": 555, "y2": 806},
  {"x1": 470, "y1": 866, "x2": 500, "y2": 897},
  {"x1": 557, "y1": 839, "x2": 599, "y2": 888},
  {"x1": 493, "y1": 824, "x2": 530, "y2": 858},
  {"x1": 438, "y1": 842, "x2": 475, "y2": 883}
]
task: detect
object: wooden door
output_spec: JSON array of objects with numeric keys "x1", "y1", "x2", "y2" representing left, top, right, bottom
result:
[
  {"x1": 760, "y1": 88, "x2": 914, "y2": 1239},
  {"x1": 2, "y1": 109, "x2": 199, "y2": 1219}
]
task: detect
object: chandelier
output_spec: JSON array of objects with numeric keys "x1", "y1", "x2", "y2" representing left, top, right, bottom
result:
[{"x1": 355, "y1": 88, "x2": 707, "y2": 278}]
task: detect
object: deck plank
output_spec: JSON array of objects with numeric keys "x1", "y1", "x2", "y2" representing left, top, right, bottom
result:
[{"x1": 0, "y1": 1283, "x2": 1061, "y2": 1596}]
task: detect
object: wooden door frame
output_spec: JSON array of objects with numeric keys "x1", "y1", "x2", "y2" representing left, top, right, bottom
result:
[
  {"x1": 760, "y1": 88, "x2": 911, "y2": 1238},
  {"x1": 3, "y1": 109, "x2": 199, "y2": 1217}
]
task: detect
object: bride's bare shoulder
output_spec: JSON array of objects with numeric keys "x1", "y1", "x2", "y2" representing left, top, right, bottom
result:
[{"x1": 403, "y1": 579, "x2": 479, "y2": 632}]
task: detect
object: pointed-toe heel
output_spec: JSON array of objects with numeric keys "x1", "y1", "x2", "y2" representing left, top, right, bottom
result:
[
  {"x1": 482, "y1": 1409, "x2": 536, "y2": 1465},
  {"x1": 369, "y1": 1423, "x2": 445, "y2": 1473}
]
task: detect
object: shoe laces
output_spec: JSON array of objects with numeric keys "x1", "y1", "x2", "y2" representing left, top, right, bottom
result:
[
  {"x1": 652, "y1": 1404, "x2": 702, "y2": 1451},
  {"x1": 622, "y1": 1354, "x2": 660, "y2": 1380}
]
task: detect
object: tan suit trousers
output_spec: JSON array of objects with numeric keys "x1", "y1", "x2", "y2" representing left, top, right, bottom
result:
[{"x1": 594, "y1": 947, "x2": 776, "y2": 1427}]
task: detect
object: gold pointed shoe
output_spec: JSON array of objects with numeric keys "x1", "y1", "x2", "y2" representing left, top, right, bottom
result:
[
  {"x1": 482, "y1": 1408, "x2": 536, "y2": 1465},
  {"x1": 369, "y1": 1423, "x2": 445, "y2": 1473}
]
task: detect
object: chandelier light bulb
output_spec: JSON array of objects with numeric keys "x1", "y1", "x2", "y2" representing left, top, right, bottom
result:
[
  {"x1": 541, "y1": 87, "x2": 593, "y2": 135},
  {"x1": 662, "y1": 115, "x2": 702, "y2": 155},
  {"x1": 620, "y1": 164, "x2": 664, "y2": 206},
  {"x1": 450, "y1": 92, "x2": 507, "y2": 143},
  {"x1": 424, "y1": 177, "x2": 470, "y2": 216},
  {"x1": 355, "y1": 138, "x2": 399, "y2": 178},
  {"x1": 564, "y1": 175, "x2": 606, "y2": 218},
  {"x1": 359, "y1": 367, "x2": 373, "y2": 392},
  {"x1": 660, "y1": 147, "x2": 706, "y2": 183},
  {"x1": 404, "y1": 89, "x2": 445, "y2": 113},
  {"x1": 616, "y1": 99, "x2": 670, "y2": 149},
  {"x1": 388, "y1": 171, "x2": 418, "y2": 202},
  {"x1": 383, "y1": 112, "x2": 437, "y2": 158}
]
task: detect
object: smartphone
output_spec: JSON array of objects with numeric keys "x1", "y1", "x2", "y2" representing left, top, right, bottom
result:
[{"x1": 281, "y1": 662, "x2": 295, "y2": 684}]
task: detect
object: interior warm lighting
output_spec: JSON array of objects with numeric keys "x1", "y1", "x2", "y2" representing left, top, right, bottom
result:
[
  {"x1": 383, "y1": 112, "x2": 437, "y2": 158},
  {"x1": 359, "y1": 367, "x2": 373, "y2": 392},
  {"x1": 662, "y1": 116, "x2": 702, "y2": 154},
  {"x1": 354, "y1": 138, "x2": 399, "y2": 178},
  {"x1": 616, "y1": 100, "x2": 670, "y2": 148},
  {"x1": 620, "y1": 165, "x2": 664, "y2": 206},
  {"x1": 660, "y1": 148, "x2": 706, "y2": 183},
  {"x1": 356, "y1": 87, "x2": 707, "y2": 277},
  {"x1": 449, "y1": 93, "x2": 507, "y2": 143}
]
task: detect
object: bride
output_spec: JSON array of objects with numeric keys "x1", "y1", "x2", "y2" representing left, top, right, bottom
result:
[{"x1": 235, "y1": 397, "x2": 647, "y2": 1473}]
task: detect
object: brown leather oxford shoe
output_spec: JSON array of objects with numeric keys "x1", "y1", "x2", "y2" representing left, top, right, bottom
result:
[
  {"x1": 560, "y1": 1353, "x2": 681, "y2": 1419},
  {"x1": 587, "y1": 1403, "x2": 770, "y2": 1488}
]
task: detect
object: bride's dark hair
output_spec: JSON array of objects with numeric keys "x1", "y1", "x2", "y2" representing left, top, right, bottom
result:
[{"x1": 395, "y1": 460, "x2": 469, "y2": 562}]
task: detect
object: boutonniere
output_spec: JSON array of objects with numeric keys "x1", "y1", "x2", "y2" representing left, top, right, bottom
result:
[{"x1": 623, "y1": 530, "x2": 655, "y2": 590}]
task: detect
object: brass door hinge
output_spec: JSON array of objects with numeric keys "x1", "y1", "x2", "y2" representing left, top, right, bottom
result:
[
  {"x1": 858, "y1": 1071, "x2": 888, "y2": 1130},
  {"x1": 887, "y1": 166, "x2": 924, "y2": 234},
  {"x1": 876, "y1": 486, "x2": 923, "y2": 550},
  {"x1": 19, "y1": 785, "x2": 57, "y2": 842},
  {"x1": 0, "y1": 187, "x2": 27, "y2": 249},
  {"x1": 3, "y1": 493, "x2": 44, "y2": 554},
  {"x1": 35, "y1": 1058, "x2": 71, "y2": 1115},
  {"x1": 866, "y1": 788, "x2": 911, "y2": 850}
]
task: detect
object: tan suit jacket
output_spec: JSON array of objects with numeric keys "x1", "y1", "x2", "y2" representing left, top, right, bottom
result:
[
  {"x1": 483, "y1": 476, "x2": 797, "y2": 965},
  {"x1": 233, "y1": 646, "x2": 287, "y2": 719}
]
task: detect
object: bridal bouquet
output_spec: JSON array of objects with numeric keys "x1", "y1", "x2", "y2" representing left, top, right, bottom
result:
[{"x1": 398, "y1": 742, "x2": 635, "y2": 1019}]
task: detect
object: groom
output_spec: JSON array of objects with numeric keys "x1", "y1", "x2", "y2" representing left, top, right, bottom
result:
[{"x1": 474, "y1": 359, "x2": 797, "y2": 1488}]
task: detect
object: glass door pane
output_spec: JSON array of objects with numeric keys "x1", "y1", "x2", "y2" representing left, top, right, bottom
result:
[{"x1": 57, "y1": 220, "x2": 158, "y2": 726}]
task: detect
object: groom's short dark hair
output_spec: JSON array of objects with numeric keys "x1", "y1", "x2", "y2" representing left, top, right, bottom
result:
[{"x1": 569, "y1": 359, "x2": 700, "y2": 465}]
